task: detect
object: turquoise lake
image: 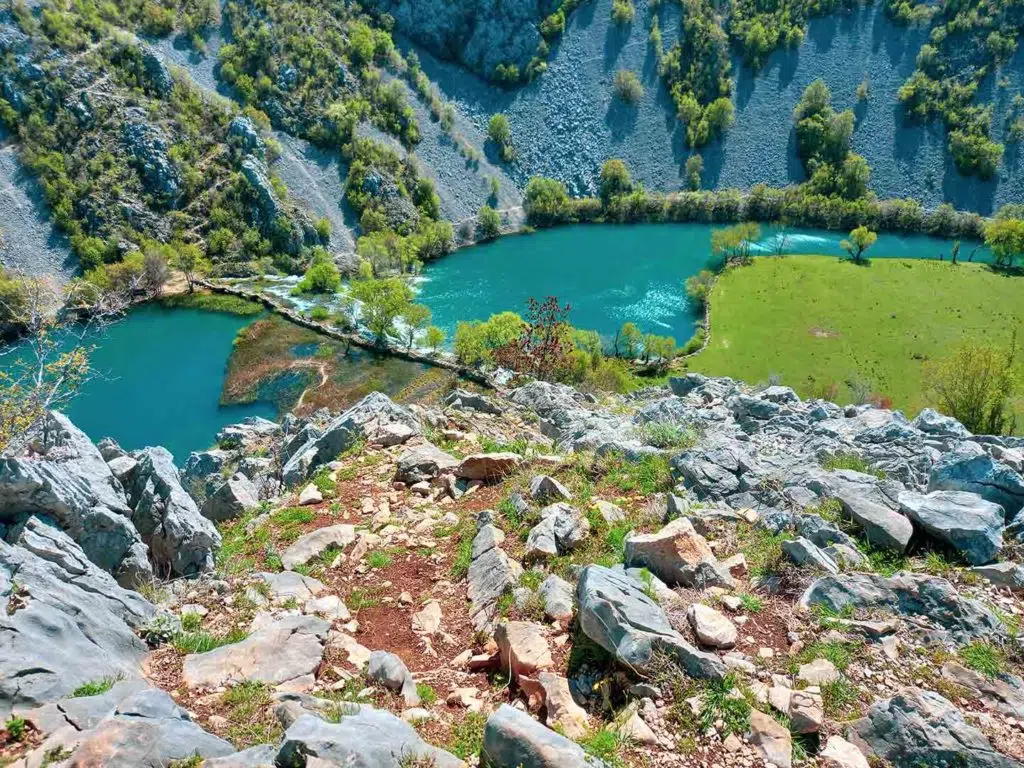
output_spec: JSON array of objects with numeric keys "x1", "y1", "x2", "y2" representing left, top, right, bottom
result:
[
  {"x1": 5, "y1": 222, "x2": 988, "y2": 459},
  {"x1": 50, "y1": 304, "x2": 275, "y2": 462},
  {"x1": 417, "y1": 224, "x2": 989, "y2": 342}
]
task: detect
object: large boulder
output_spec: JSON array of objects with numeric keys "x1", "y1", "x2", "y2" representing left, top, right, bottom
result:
[
  {"x1": 201, "y1": 472, "x2": 260, "y2": 522},
  {"x1": 282, "y1": 393, "x2": 421, "y2": 485},
  {"x1": 182, "y1": 614, "x2": 330, "y2": 688},
  {"x1": 929, "y1": 444, "x2": 1024, "y2": 519},
  {"x1": 482, "y1": 703, "x2": 604, "y2": 768},
  {"x1": 508, "y1": 380, "x2": 635, "y2": 453},
  {"x1": 280, "y1": 524, "x2": 356, "y2": 570},
  {"x1": 849, "y1": 688, "x2": 1022, "y2": 768},
  {"x1": 0, "y1": 411, "x2": 151, "y2": 585},
  {"x1": 898, "y1": 490, "x2": 1004, "y2": 565},
  {"x1": 67, "y1": 688, "x2": 235, "y2": 767},
  {"x1": 395, "y1": 442, "x2": 459, "y2": 484},
  {"x1": 0, "y1": 519, "x2": 154, "y2": 718},
  {"x1": 799, "y1": 572, "x2": 1003, "y2": 643},
  {"x1": 122, "y1": 107, "x2": 181, "y2": 200},
  {"x1": 671, "y1": 444, "x2": 750, "y2": 500},
  {"x1": 576, "y1": 565, "x2": 725, "y2": 679},
  {"x1": 127, "y1": 446, "x2": 220, "y2": 576},
  {"x1": 911, "y1": 409, "x2": 971, "y2": 439},
  {"x1": 276, "y1": 710, "x2": 465, "y2": 767},
  {"x1": 804, "y1": 469, "x2": 913, "y2": 552},
  {"x1": 623, "y1": 518, "x2": 734, "y2": 589}
]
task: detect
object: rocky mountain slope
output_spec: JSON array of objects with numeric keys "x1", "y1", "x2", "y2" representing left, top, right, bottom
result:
[{"x1": 3, "y1": 372, "x2": 1024, "y2": 766}]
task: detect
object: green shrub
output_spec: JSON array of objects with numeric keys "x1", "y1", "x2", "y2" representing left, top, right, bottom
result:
[
  {"x1": 613, "y1": 70, "x2": 643, "y2": 103},
  {"x1": 477, "y1": 205, "x2": 501, "y2": 241}
]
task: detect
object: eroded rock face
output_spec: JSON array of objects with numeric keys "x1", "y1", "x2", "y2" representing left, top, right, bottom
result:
[
  {"x1": 127, "y1": 446, "x2": 220, "y2": 577},
  {"x1": 364, "y1": 0, "x2": 554, "y2": 82},
  {"x1": 0, "y1": 519, "x2": 154, "y2": 718},
  {"x1": 202, "y1": 472, "x2": 260, "y2": 522},
  {"x1": 0, "y1": 411, "x2": 151, "y2": 584},
  {"x1": 122, "y1": 107, "x2": 180, "y2": 201},
  {"x1": 849, "y1": 688, "x2": 1022, "y2": 768},
  {"x1": 276, "y1": 711, "x2": 465, "y2": 767}
]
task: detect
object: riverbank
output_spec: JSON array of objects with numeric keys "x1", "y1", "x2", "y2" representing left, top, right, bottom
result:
[{"x1": 687, "y1": 256, "x2": 1024, "y2": 419}]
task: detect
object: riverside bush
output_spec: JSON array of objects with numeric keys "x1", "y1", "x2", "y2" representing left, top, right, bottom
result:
[{"x1": 613, "y1": 70, "x2": 643, "y2": 103}]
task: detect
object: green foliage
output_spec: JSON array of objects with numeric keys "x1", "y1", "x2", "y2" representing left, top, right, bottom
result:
[
  {"x1": 640, "y1": 422, "x2": 698, "y2": 449},
  {"x1": 685, "y1": 153, "x2": 704, "y2": 190},
  {"x1": 349, "y1": 276, "x2": 413, "y2": 344},
  {"x1": 985, "y1": 217, "x2": 1024, "y2": 269},
  {"x1": 739, "y1": 593, "x2": 763, "y2": 613},
  {"x1": 487, "y1": 114, "x2": 515, "y2": 162},
  {"x1": 366, "y1": 549, "x2": 392, "y2": 569},
  {"x1": 579, "y1": 730, "x2": 625, "y2": 767},
  {"x1": 425, "y1": 325, "x2": 446, "y2": 352},
  {"x1": 599, "y1": 159, "x2": 633, "y2": 204},
  {"x1": 477, "y1": 205, "x2": 502, "y2": 241},
  {"x1": 611, "y1": 0, "x2": 635, "y2": 24},
  {"x1": 685, "y1": 269, "x2": 715, "y2": 307},
  {"x1": 71, "y1": 674, "x2": 120, "y2": 698},
  {"x1": 595, "y1": 451, "x2": 673, "y2": 495},
  {"x1": 794, "y1": 639, "x2": 861, "y2": 672},
  {"x1": 613, "y1": 70, "x2": 643, "y2": 103},
  {"x1": 220, "y1": 680, "x2": 282, "y2": 749},
  {"x1": 698, "y1": 673, "x2": 752, "y2": 737},
  {"x1": 959, "y1": 641, "x2": 1005, "y2": 678},
  {"x1": 840, "y1": 225, "x2": 878, "y2": 263},
  {"x1": 711, "y1": 222, "x2": 761, "y2": 266},
  {"x1": 415, "y1": 682, "x2": 437, "y2": 706},
  {"x1": 523, "y1": 176, "x2": 570, "y2": 226},
  {"x1": 925, "y1": 334, "x2": 1018, "y2": 436},
  {"x1": 3, "y1": 715, "x2": 27, "y2": 742},
  {"x1": 160, "y1": 292, "x2": 262, "y2": 316},
  {"x1": 820, "y1": 452, "x2": 885, "y2": 479},
  {"x1": 172, "y1": 627, "x2": 248, "y2": 654},
  {"x1": 294, "y1": 252, "x2": 341, "y2": 294},
  {"x1": 446, "y1": 712, "x2": 487, "y2": 759}
]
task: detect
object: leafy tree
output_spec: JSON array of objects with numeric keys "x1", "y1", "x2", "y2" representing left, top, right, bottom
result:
[
  {"x1": 613, "y1": 70, "x2": 643, "y2": 103},
  {"x1": 840, "y1": 225, "x2": 878, "y2": 263},
  {"x1": 614, "y1": 321, "x2": 643, "y2": 358},
  {"x1": 295, "y1": 251, "x2": 341, "y2": 294},
  {"x1": 400, "y1": 303, "x2": 431, "y2": 350},
  {"x1": 425, "y1": 325, "x2": 446, "y2": 352},
  {"x1": 685, "y1": 154, "x2": 704, "y2": 190},
  {"x1": 453, "y1": 320, "x2": 489, "y2": 365},
  {"x1": 684, "y1": 269, "x2": 715, "y2": 307},
  {"x1": 349, "y1": 276, "x2": 413, "y2": 344},
  {"x1": 481, "y1": 311, "x2": 526, "y2": 349},
  {"x1": 611, "y1": 0, "x2": 635, "y2": 24},
  {"x1": 711, "y1": 222, "x2": 761, "y2": 266},
  {"x1": 926, "y1": 333, "x2": 1018, "y2": 436},
  {"x1": 599, "y1": 159, "x2": 633, "y2": 204},
  {"x1": 171, "y1": 243, "x2": 211, "y2": 293},
  {"x1": 985, "y1": 217, "x2": 1024, "y2": 269},
  {"x1": 523, "y1": 177, "x2": 569, "y2": 225},
  {"x1": 357, "y1": 231, "x2": 419, "y2": 275},
  {"x1": 477, "y1": 206, "x2": 501, "y2": 241},
  {"x1": 487, "y1": 114, "x2": 515, "y2": 162}
]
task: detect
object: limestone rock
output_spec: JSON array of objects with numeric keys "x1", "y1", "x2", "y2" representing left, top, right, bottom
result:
[
  {"x1": 496, "y1": 621, "x2": 553, "y2": 681},
  {"x1": 849, "y1": 687, "x2": 1021, "y2": 768},
  {"x1": 929, "y1": 443, "x2": 1024, "y2": 517},
  {"x1": 592, "y1": 499, "x2": 625, "y2": 524},
  {"x1": 127, "y1": 446, "x2": 220, "y2": 577},
  {"x1": 798, "y1": 658, "x2": 839, "y2": 686},
  {"x1": 530, "y1": 474, "x2": 572, "y2": 502},
  {"x1": 482, "y1": 704, "x2": 603, "y2": 768},
  {"x1": 623, "y1": 517, "x2": 734, "y2": 589},
  {"x1": 0, "y1": 411, "x2": 151, "y2": 584},
  {"x1": 258, "y1": 570, "x2": 325, "y2": 603},
  {"x1": 799, "y1": 572, "x2": 1004, "y2": 643},
  {"x1": 576, "y1": 565, "x2": 725, "y2": 679},
  {"x1": 686, "y1": 603, "x2": 737, "y2": 649},
  {"x1": 395, "y1": 443, "x2": 459, "y2": 484},
  {"x1": 367, "y1": 651, "x2": 419, "y2": 707},
  {"x1": 280, "y1": 524, "x2": 355, "y2": 570},
  {"x1": 182, "y1": 614, "x2": 330, "y2": 688},
  {"x1": 456, "y1": 452, "x2": 523, "y2": 481},
  {"x1": 789, "y1": 688, "x2": 823, "y2": 733},
  {"x1": 941, "y1": 661, "x2": 1024, "y2": 716},
  {"x1": 282, "y1": 393, "x2": 420, "y2": 485},
  {"x1": 276, "y1": 711, "x2": 464, "y2": 767},
  {"x1": 0, "y1": 521, "x2": 153, "y2": 717},
  {"x1": 820, "y1": 736, "x2": 870, "y2": 768},
  {"x1": 782, "y1": 536, "x2": 839, "y2": 574},
  {"x1": 747, "y1": 709, "x2": 792, "y2": 768},
  {"x1": 202, "y1": 473, "x2": 260, "y2": 522},
  {"x1": 538, "y1": 574, "x2": 575, "y2": 622},
  {"x1": 898, "y1": 489, "x2": 1004, "y2": 565},
  {"x1": 298, "y1": 483, "x2": 323, "y2": 505},
  {"x1": 67, "y1": 689, "x2": 234, "y2": 767}
]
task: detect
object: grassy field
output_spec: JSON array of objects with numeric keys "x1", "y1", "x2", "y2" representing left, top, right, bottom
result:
[{"x1": 688, "y1": 256, "x2": 1024, "y2": 421}]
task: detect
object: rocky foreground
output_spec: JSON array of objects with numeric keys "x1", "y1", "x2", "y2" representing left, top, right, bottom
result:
[{"x1": 3, "y1": 374, "x2": 1024, "y2": 767}]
